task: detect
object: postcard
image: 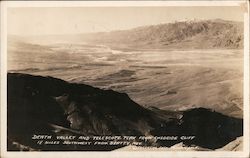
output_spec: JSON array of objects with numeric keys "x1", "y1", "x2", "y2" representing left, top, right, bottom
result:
[{"x1": 1, "y1": 1, "x2": 249, "y2": 158}]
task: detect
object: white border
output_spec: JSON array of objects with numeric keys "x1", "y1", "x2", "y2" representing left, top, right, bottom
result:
[
  {"x1": 3, "y1": 1, "x2": 245, "y2": 7},
  {"x1": 243, "y1": 4, "x2": 250, "y2": 156},
  {"x1": 1, "y1": 1, "x2": 249, "y2": 158}
]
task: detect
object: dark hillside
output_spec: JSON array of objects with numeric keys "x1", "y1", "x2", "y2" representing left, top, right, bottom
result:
[{"x1": 8, "y1": 73, "x2": 243, "y2": 151}]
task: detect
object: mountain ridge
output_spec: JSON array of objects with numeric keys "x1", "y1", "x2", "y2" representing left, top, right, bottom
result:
[
  {"x1": 81, "y1": 19, "x2": 243, "y2": 49},
  {"x1": 8, "y1": 19, "x2": 243, "y2": 49}
]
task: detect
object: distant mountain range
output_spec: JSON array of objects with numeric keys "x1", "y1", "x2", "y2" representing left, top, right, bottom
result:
[
  {"x1": 9, "y1": 19, "x2": 243, "y2": 49},
  {"x1": 8, "y1": 73, "x2": 243, "y2": 151},
  {"x1": 79, "y1": 19, "x2": 244, "y2": 49}
]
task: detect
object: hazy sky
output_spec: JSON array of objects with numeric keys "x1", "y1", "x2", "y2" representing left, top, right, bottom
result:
[{"x1": 8, "y1": 7, "x2": 244, "y2": 35}]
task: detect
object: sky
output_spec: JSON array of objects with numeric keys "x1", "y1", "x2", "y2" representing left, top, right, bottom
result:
[{"x1": 8, "y1": 6, "x2": 244, "y2": 36}]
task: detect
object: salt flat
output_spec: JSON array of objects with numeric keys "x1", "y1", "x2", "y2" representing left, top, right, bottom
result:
[{"x1": 8, "y1": 41, "x2": 243, "y2": 118}]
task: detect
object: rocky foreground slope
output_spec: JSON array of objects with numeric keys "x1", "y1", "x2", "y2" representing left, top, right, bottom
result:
[{"x1": 8, "y1": 73, "x2": 243, "y2": 151}]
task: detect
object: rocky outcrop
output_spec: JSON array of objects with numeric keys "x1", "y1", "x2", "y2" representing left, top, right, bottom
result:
[{"x1": 7, "y1": 73, "x2": 243, "y2": 151}]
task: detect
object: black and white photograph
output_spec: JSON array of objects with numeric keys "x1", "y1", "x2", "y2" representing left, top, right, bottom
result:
[{"x1": 1, "y1": 1, "x2": 249, "y2": 158}]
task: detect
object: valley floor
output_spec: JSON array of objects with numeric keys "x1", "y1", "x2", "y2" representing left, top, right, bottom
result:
[{"x1": 8, "y1": 42, "x2": 243, "y2": 118}]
